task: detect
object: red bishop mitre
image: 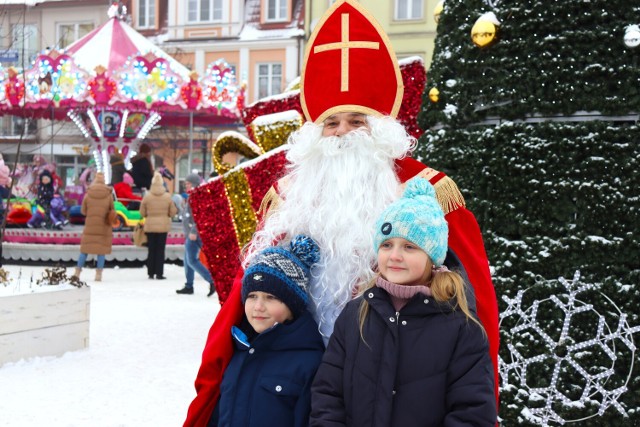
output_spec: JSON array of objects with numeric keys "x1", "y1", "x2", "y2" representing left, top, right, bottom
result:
[{"x1": 301, "y1": 0, "x2": 403, "y2": 123}]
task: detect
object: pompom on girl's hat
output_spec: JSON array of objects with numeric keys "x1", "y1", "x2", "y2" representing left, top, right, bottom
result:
[
  {"x1": 242, "y1": 235, "x2": 321, "y2": 319},
  {"x1": 373, "y1": 177, "x2": 448, "y2": 266}
]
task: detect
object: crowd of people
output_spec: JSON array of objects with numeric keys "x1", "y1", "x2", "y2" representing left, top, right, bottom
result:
[
  {"x1": 0, "y1": 143, "x2": 213, "y2": 290},
  {"x1": 67, "y1": 143, "x2": 214, "y2": 291}
]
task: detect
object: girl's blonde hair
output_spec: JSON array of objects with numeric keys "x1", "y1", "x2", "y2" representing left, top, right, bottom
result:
[{"x1": 357, "y1": 257, "x2": 485, "y2": 343}]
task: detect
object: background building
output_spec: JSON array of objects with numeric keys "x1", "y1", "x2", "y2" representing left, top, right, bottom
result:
[
  {"x1": 305, "y1": 0, "x2": 439, "y2": 64},
  {"x1": 0, "y1": 0, "x2": 436, "y2": 191}
]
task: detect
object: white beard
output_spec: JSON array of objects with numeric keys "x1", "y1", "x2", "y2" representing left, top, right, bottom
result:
[{"x1": 243, "y1": 116, "x2": 415, "y2": 339}]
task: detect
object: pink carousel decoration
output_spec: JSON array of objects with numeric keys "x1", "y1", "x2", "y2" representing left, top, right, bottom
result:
[{"x1": 0, "y1": 2, "x2": 245, "y2": 183}]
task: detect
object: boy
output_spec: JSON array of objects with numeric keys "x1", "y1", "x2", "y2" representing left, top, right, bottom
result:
[{"x1": 209, "y1": 235, "x2": 324, "y2": 427}]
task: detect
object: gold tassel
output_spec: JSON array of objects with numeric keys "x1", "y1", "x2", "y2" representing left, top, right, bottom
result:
[
  {"x1": 433, "y1": 176, "x2": 466, "y2": 215},
  {"x1": 257, "y1": 186, "x2": 282, "y2": 220}
]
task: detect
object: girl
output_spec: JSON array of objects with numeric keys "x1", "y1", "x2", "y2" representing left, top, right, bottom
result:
[
  {"x1": 310, "y1": 177, "x2": 496, "y2": 426},
  {"x1": 209, "y1": 235, "x2": 325, "y2": 427}
]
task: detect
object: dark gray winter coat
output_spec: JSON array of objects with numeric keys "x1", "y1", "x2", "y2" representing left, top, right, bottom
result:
[{"x1": 310, "y1": 286, "x2": 496, "y2": 427}]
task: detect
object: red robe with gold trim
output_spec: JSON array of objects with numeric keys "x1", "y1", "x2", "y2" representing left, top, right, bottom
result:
[{"x1": 183, "y1": 157, "x2": 500, "y2": 427}]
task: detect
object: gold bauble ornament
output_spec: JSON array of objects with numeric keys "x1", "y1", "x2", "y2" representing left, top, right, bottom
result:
[
  {"x1": 471, "y1": 12, "x2": 500, "y2": 48},
  {"x1": 434, "y1": 0, "x2": 444, "y2": 24},
  {"x1": 428, "y1": 87, "x2": 440, "y2": 103}
]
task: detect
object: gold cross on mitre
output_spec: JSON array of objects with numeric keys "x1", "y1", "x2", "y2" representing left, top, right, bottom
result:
[{"x1": 313, "y1": 13, "x2": 379, "y2": 92}]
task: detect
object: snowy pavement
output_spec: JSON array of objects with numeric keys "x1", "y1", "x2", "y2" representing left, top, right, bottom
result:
[{"x1": 0, "y1": 263, "x2": 220, "y2": 427}]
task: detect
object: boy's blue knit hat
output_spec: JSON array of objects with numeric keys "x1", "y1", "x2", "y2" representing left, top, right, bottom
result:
[
  {"x1": 373, "y1": 177, "x2": 448, "y2": 266},
  {"x1": 242, "y1": 235, "x2": 320, "y2": 318}
]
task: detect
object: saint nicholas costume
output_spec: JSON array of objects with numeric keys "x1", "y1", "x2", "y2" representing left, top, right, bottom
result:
[{"x1": 184, "y1": 2, "x2": 500, "y2": 426}]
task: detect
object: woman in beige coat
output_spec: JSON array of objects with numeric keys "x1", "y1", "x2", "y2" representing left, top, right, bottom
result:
[
  {"x1": 74, "y1": 172, "x2": 115, "y2": 282},
  {"x1": 140, "y1": 172, "x2": 177, "y2": 279}
]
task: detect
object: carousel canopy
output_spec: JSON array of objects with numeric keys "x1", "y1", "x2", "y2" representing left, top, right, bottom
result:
[
  {"x1": 65, "y1": 16, "x2": 190, "y2": 81},
  {"x1": 0, "y1": 11, "x2": 245, "y2": 146}
]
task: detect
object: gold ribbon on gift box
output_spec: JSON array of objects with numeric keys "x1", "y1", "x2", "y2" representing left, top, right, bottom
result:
[{"x1": 211, "y1": 111, "x2": 303, "y2": 247}]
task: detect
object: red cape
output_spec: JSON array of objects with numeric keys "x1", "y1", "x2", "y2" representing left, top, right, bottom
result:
[{"x1": 183, "y1": 157, "x2": 500, "y2": 427}]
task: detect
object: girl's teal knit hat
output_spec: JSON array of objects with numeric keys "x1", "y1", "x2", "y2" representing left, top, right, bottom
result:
[{"x1": 373, "y1": 177, "x2": 448, "y2": 266}]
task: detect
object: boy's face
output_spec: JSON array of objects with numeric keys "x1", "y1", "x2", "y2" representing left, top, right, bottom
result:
[
  {"x1": 245, "y1": 291, "x2": 293, "y2": 334},
  {"x1": 41, "y1": 176, "x2": 51, "y2": 185}
]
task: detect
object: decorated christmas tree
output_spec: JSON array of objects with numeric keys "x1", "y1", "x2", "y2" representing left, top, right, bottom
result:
[{"x1": 416, "y1": 1, "x2": 640, "y2": 425}]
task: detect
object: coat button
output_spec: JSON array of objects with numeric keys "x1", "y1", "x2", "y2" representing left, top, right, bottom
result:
[
  {"x1": 402, "y1": 320, "x2": 407, "y2": 325},
  {"x1": 392, "y1": 390, "x2": 396, "y2": 395},
  {"x1": 424, "y1": 299, "x2": 429, "y2": 304},
  {"x1": 248, "y1": 348, "x2": 255, "y2": 354},
  {"x1": 275, "y1": 385, "x2": 282, "y2": 392},
  {"x1": 389, "y1": 317, "x2": 395, "y2": 322},
  {"x1": 368, "y1": 292, "x2": 374, "y2": 298}
]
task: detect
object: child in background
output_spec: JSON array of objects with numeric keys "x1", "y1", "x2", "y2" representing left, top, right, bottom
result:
[
  {"x1": 310, "y1": 177, "x2": 496, "y2": 426},
  {"x1": 49, "y1": 191, "x2": 68, "y2": 229},
  {"x1": 113, "y1": 172, "x2": 142, "y2": 209},
  {"x1": 27, "y1": 170, "x2": 55, "y2": 228},
  {"x1": 209, "y1": 235, "x2": 325, "y2": 427}
]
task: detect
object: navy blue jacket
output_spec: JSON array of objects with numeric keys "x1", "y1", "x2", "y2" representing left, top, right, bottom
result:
[
  {"x1": 310, "y1": 287, "x2": 496, "y2": 427},
  {"x1": 209, "y1": 311, "x2": 325, "y2": 427}
]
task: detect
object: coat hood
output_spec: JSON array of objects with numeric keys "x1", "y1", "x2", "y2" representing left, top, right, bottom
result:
[
  {"x1": 149, "y1": 172, "x2": 166, "y2": 196},
  {"x1": 92, "y1": 172, "x2": 106, "y2": 186}
]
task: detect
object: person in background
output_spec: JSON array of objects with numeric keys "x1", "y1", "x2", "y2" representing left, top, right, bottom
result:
[
  {"x1": 130, "y1": 143, "x2": 154, "y2": 191},
  {"x1": 110, "y1": 153, "x2": 127, "y2": 185},
  {"x1": 157, "y1": 166, "x2": 182, "y2": 221},
  {"x1": 73, "y1": 172, "x2": 114, "y2": 282},
  {"x1": 310, "y1": 177, "x2": 496, "y2": 426},
  {"x1": 0, "y1": 154, "x2": 11, "y2": 245},
  {"x1": 113, "y1": 172, "x2": 142, "y2": 209},
  {"x1": 176, "y1": 173, "x2": 215, "y2": 296},
  {"x1": 26, "y1": 169, "x2": 54, "y2": 228},
  {"x1": 208, "y1": 235, "x2": 324, "y2": 427},
  {"x1": 49, "y1": 191, "x2": 68, "y2": 229},
  {"x1": 140, "y1": 172, "x2": 178, "y2": 280},
  {"x1": 0, "y1": 154, "x2": 11, "y2": 200}
]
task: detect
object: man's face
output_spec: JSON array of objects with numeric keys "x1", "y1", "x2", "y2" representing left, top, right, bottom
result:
[{"x1": 321, "y1": 112, "x2": 370, "y2": 137}]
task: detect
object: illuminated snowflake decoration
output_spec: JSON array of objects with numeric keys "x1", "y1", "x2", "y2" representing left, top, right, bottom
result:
[{"x1": 499, "y1": 270, "x2": 640, "y2": 426}]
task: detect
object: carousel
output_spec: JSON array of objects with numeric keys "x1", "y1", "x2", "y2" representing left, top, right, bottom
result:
[{"x1": 0, "y1": 4, "x2": 245, "y2": 262}]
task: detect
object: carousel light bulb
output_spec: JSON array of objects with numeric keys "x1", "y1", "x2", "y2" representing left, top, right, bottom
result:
[
  {"x1": 119, "y1": 110, "x2": 129, "y2": 138},
  {"x1": 87, "y1": 109, "x2": 103, "y2": 138}
]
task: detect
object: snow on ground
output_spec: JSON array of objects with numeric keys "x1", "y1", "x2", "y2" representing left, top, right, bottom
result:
[{"x1": 0, "y1": 263, "x2": 220, "y2": 427}]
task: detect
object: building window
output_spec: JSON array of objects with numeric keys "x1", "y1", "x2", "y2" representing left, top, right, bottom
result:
[
  {"x1": 257, "y1": 63, "x2": 282, "y2": 99},
  {"x1": 57, "y1": 22, "x2": 95, "y2": 49},
  {"x1": 138, "y1": 0, "x2": 156, "y2": 28},
  {"x1": 395, "y1": 0, "x2": 423, "y2": 20},
  {"x1": 266, "y1": 0, "x2": 287, "y2": 22},
  {"x1": 11, "y1": 24, "x2": 38, "y2": 68},
  {"x1": 0, "y1": 116, "x2": 37, "y2": 137},
  {"x1": 188, "y1": 0, "x2": 224, "y2": 23}
]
